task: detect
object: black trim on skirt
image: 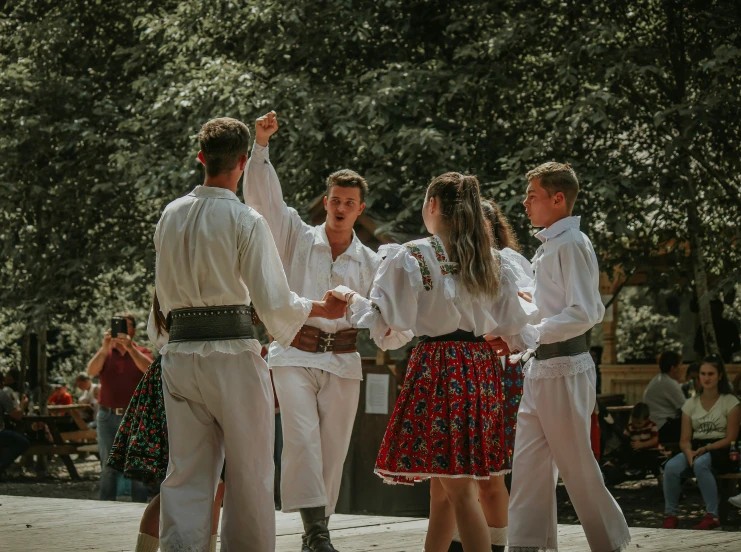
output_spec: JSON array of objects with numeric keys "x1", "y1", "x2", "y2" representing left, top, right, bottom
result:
[{"x1": 418, "y1": 329, "x2": 485, "y2": 343}]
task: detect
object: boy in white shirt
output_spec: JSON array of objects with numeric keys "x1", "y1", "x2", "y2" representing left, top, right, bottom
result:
[
  {"x1": 507, "y1": 163, "x2": 630, "y2": 552},
  {"x1": 244, "y1": 112, "x2": 410, "y2": 552}
]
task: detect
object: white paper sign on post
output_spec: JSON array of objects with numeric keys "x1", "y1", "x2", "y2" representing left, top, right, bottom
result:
[{"x1": 365, "y1": 373, "x2": 390, "y2": 415}]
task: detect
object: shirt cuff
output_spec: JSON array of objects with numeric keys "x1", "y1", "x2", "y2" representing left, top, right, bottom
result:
[{"x1": 251, "y1": 141, "x2": 269, "y2": 162}]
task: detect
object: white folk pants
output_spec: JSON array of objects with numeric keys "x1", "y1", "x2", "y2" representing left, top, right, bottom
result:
[
  {"x1": 272, "y1": 366, "x2": 360, "y2": 517},
  {"x1": 160, "y1": 351, "x2": 275, "y2": 552},
  {"x1": 508, "y1": 366, "x2": 630, "y2": 552}
]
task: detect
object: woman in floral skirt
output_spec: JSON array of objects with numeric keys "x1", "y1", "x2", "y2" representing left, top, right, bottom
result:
[
  {"x1": 107, "y1": 294, "x2": 225, "y2": 552},
  {"x1": 337, "y1": 173, "x2": 538, "y2": 552}
]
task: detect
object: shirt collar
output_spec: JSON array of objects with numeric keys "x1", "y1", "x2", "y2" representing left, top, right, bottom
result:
[
  {"x1": 535, "y1": 216, "x2": 581, "y2": 243},
  {"x1": 313, "y1": 223, "x2": 365, "y2": 261},
  {"x1": 188, "y1": 185, "x2": 239, "y2": 201}
]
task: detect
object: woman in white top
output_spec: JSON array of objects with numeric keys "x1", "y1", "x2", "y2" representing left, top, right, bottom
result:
[
  {"x1": 343, "y1": 173, "x2": 537, "y2": 552},
  {"x1": 662, "y1": 355, "x2": 740, "y2": 530},
  {"x1": 444, "y1": 199, "x2": 535, "y2": 552}
]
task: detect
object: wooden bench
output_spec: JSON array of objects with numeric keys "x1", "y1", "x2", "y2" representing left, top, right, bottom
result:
[
  {"x1": 17, "y1": 405, "x2": 97, "y2": 480},
  {"x1": 717, "y1": 472, "x2": 741, "y2": 524}
]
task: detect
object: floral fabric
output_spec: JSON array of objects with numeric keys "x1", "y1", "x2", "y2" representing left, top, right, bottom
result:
[
  {"x1": 500, "y1": 355, "x2": 524, "y2": 470},
  {"x1": 107, "y1": 357, "x2": 168, "y2": 489},
  {"x1": 374, "y1": 340, "x2": 505, "y2": 485}
]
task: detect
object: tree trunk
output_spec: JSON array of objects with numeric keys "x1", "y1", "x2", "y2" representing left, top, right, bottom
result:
[
  {"x1": 686, "y1": 178, "x2": 719, "y2": 358},
  {"x1": 20, "y1": 331, "x2": 30, "y2": 397}
]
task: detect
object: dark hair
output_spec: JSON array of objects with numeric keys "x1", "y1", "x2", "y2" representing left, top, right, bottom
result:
[
  {"x1": 198, "y1": 117, "x2": 251, "y2": 177},
  {"x1": 75, "y1": 373, "x2": 90, "y2": 382},
  {"x1": 631, "y1": 402, "x2": 651, "y2": 420},
  {"x1": 481, "y1": 199, "x2": 521, "y2": 252},
  {"x1": 698, "y1": 355, "x2": 733, "y2": 395},
  {"x1": 427, "y1": 173, "x2": 499, "y2": 297},
  {"x1": 685, "y1": 361, "x2": 701, "y2": 376},
  {"x1": 326, "y1": 169, "x2": 368, "y2": 203},
  {"x1": 152, "y1": 291, "x2": 168, "y2": 337},
  {"x1": 525, "y1": 162, "x2": 580, "y2": 212},
  {"x1": 658, "y1": 350, "x2": 681, "y2": 374},
  {"x1": 114, "y1": 311, "x2": 136, "y2": 328}
]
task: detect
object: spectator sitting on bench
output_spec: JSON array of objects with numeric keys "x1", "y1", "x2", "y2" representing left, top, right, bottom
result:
[
  {"x1": 662, "y1": 355, "x2": 740, "y2": 530},
  {"x1": 620, "y1": 402, "x2": 663, "y2": 478},
  {"x1": 48, "y1": 377, "x2": 73, "y2": 407},
  {"x1": 75, "y1": 372, "x2": 99, "y2": 426},
  {"x1": 0, "y1": 380, "x2": 30, "y2": 480},
  {"x1": 643, "y1": 350, "x2": 685, "y2": 444},
  {"x1": 682, "y1": 362, "x2": 701, "y2": 399}
]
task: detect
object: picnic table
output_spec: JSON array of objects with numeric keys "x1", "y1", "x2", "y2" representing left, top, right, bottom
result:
[{"x1": 20, "y1": 404, "x2": 97, "y2": 481}]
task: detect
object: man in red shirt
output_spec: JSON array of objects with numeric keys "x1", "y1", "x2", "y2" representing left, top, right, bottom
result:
[{"x1": 87, "y1": 311, "x2": 152, "y2": 502}]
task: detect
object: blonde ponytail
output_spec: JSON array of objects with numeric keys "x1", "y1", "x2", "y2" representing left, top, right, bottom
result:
[{"x1": 427, "y1": 173, "x2": 500, "y2": 297}]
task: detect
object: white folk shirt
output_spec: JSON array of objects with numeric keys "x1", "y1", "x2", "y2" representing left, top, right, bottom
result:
[
  {"x1": 153, "y1": 185, "x2": 313, "y2": 357},
  {"x1": 244, "y1": 143, "x2": 407, "y2": 379},
  {"x1": 348, "y1": 237, "x2": 538, "y2": 347},
  {"x1": 525, "y1": 216, "x2": 605, "y2": 379}
]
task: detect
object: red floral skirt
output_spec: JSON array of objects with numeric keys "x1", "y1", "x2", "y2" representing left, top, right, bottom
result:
[
  {"x1": 500, "y1": 355, "x2": 524, "y2": 471},
  {"x1": 374, "y1": 340, "x2": 504, "y2": 485}
]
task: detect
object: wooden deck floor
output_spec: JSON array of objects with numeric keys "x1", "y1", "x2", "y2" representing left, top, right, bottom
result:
[{"x1": 1, "y1": 495, "x2": 739, "y2": 551}]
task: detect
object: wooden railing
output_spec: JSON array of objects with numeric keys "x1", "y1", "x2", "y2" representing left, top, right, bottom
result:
[{"x1": 600, "y1": 364, "x2": 741, "y2": 405}]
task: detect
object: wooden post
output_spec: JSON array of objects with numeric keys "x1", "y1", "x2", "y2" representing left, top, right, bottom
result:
[{"x1": 37, "y1": 325, "x2": 48, "y2": 473}]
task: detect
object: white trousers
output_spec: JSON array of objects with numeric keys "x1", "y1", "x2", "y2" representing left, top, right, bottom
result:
[
  {"x1": 508, "y1": 367, "x2": 630, "y2": 552},
  {"x1": 272, "y1": 366, "x2": 360, "y2": 516},
  {"x1": 160, "y1": 351, "x2": 275, "y2": 552}
]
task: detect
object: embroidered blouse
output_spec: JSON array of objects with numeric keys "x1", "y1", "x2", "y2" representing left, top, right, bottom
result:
[{"x1": 348, "y1": 236, "x2": 539, "y2": 350}]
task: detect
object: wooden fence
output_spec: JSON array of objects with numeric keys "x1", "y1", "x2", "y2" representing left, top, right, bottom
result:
[{"x1": 600, "y1": 364, "x2": 741, "y2": 405}]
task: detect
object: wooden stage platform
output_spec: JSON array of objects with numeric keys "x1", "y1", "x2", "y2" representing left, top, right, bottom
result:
[{"x1": 1, "y1": 495, "x2": 739, "y2": 551}]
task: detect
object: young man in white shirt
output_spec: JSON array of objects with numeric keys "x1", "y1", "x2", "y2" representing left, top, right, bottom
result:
[
  {"x1": 154, "y1": 117, "x2": 347, "y2": 552},
  {"x1": 507, "y1": 163, "x2": 630, "y2": 552},
  {"x1": 245, "y1": 112, "x2": 409, "y2": 552},
  {"x1": 643, "y1": 350, "x2": 686, "y2": 443}
]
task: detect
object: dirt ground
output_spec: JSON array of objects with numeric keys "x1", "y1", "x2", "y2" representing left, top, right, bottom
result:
[{"x1": 2, "y1": 457, "x2": 740, "y2": 531}]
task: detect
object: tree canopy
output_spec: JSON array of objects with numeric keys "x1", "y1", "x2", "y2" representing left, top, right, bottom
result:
[{"x1": 1, "y1": 0, "x2": 739, "y2": 368}]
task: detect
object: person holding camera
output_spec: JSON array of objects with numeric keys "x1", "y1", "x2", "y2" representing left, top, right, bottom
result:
[{"x1": 87, "y1": 311, "x2": 152, "y2": 502}]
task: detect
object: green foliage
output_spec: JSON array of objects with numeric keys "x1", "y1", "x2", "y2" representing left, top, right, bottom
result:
[
  {"x1": 616, "y1": 288, "x2": 683, "y2": 363},
  {"x1": 0, "y1": 0, "x2": 739, "y2": 360}
]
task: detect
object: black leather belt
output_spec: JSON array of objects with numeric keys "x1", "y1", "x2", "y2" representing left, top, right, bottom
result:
[
  {"x1": 534, "y1": 333, "x2": 588, "y2": 360},
  {"x1": 419, "y1": 330, "x2": 485, "y2": 343},
  {"x1": 168, "y1": 305, "x2": 255, "y2": 343}
]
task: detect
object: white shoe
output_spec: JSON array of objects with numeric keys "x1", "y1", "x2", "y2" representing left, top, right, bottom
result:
[{"x1": 729, "y1": 493, "x2": 741, "y2": 509}]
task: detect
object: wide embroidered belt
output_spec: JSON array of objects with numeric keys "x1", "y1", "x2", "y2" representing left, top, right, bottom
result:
[
  {"x1": 168, "y1": 305, "x2": 255, "y2": 343},
  {"x1": 290, "y1": 326, "x2": 358, "y2": 354},
  {"x1": 534, "y1": 333, "x2": 588, "y2": 360}
]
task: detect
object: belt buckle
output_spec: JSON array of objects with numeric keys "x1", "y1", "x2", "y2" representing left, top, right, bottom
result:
[
  {"x1": 115, "y1": 408, "x2": 125, "y2": 416},
  {"x1": 317, "y1": 334, "x2": 335, "y2": 353}
]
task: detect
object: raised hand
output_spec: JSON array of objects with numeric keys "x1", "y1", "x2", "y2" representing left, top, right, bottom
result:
[{"x1": 255, "y1": 111, "x2": 279, "y2": 147}]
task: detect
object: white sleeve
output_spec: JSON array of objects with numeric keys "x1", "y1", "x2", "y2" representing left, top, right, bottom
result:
[
  {"x1": 350, "y1": 245, "x2": 422, "y2": 350},
  {"x1": 492, "y1": 253, "x2": 540, "y2": 352},
  {"x1": 534, "y1": 241, "x2": 605, "y2": 345},
  {"x1": 500, "y1": 248, "x2": 535, "y2": 294},
  {"x1": 243, "y1": 142, "x2": 310, "y2": 265},
  {"x1": 238, "y1": 215, "x2": 312, "y2": 348}
]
